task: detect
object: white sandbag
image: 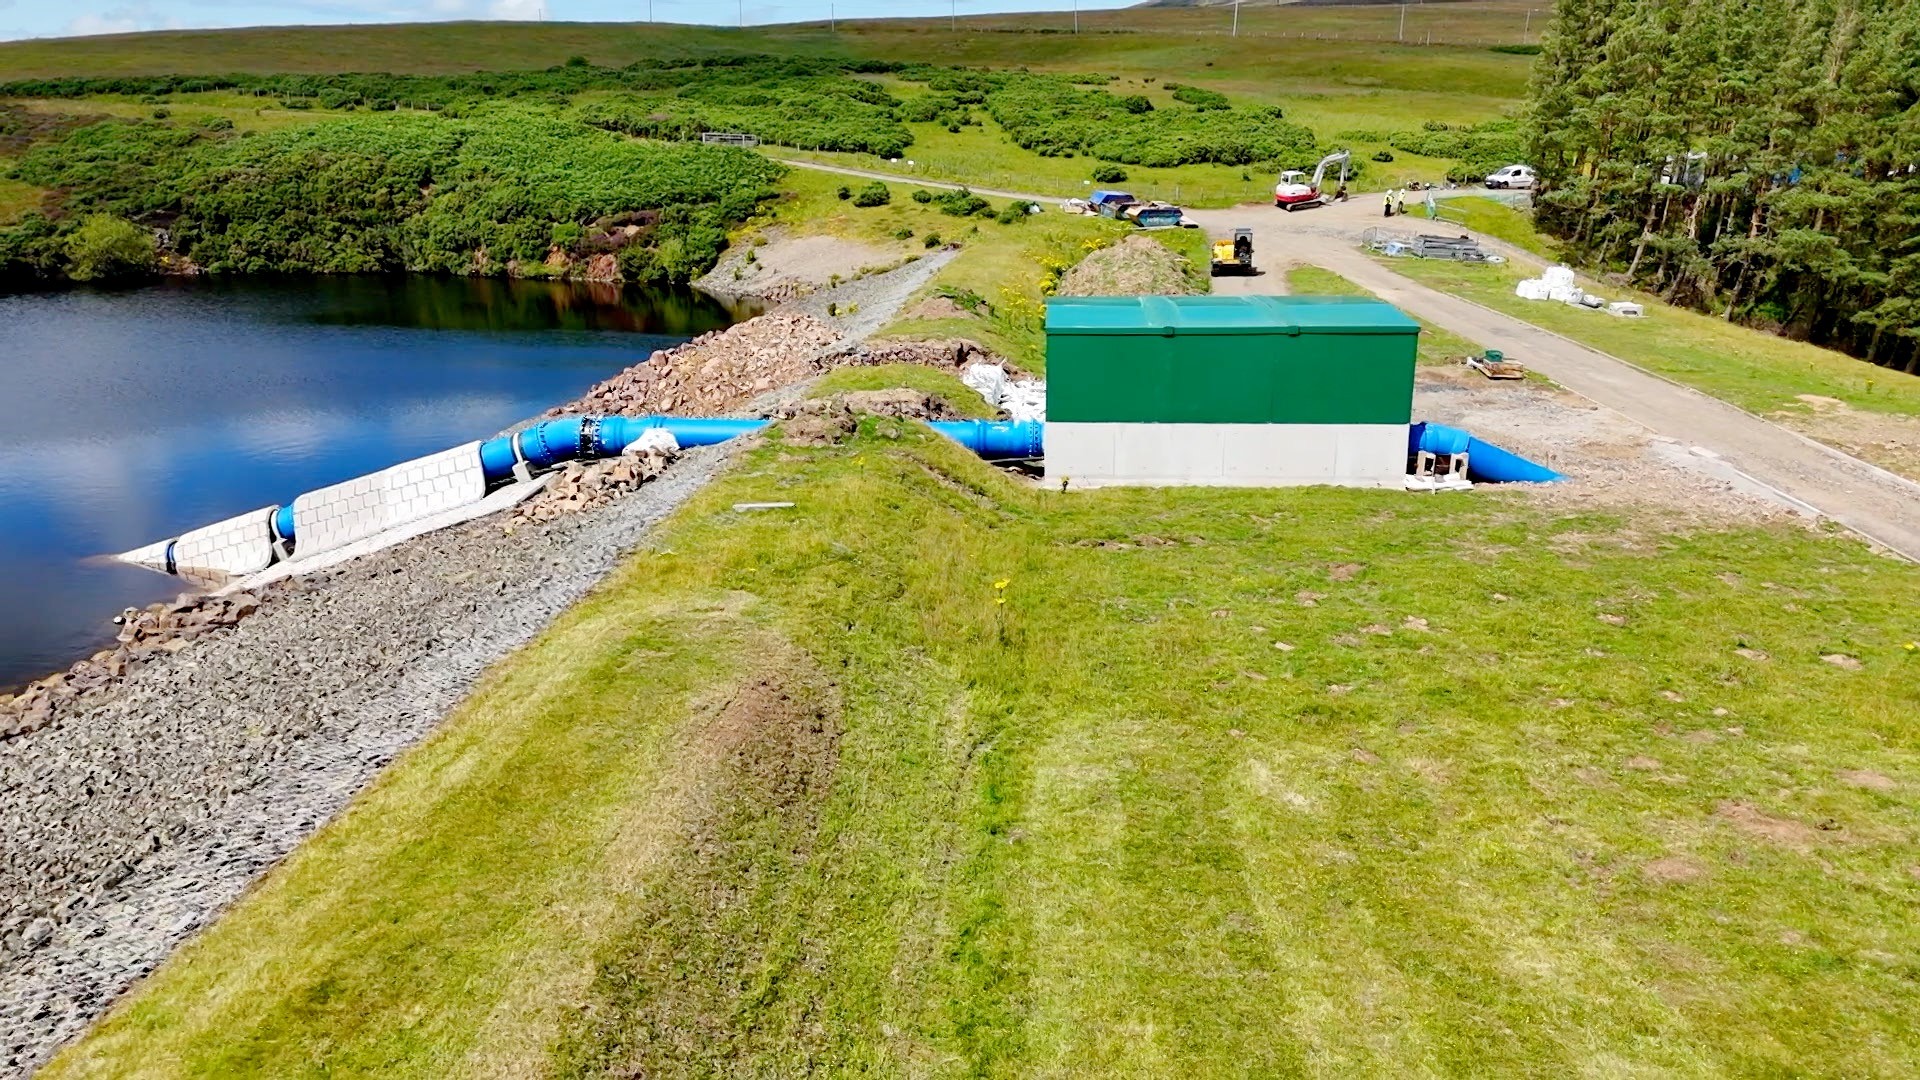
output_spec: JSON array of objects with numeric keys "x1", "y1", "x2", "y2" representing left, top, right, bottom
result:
[
  {"x1": 962, "y1": 362, "x2": 1008, "y2": 405},
  {"x1": 1608, "y1": 301, "x2": 1644, "y2": 317},
  {"x1": 1542, "y1": 265, "x2": 1577, "y2": 289},
  {"x1": 1000, "y1": 380, "x2": 1047, "y2": 423},
  {"x1": 1515, "y1": 279, "x2": 1550, "y2": 300}
]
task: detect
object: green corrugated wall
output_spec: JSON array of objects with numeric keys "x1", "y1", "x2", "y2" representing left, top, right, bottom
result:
[{"x1": 1045, "y1": 296, "x2": 1418, "y2": 425}]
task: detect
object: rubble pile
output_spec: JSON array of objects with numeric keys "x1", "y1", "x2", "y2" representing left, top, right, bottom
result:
[
  {"x1": 551, "y1": 311, "x2": 851, "y2": 418},
  {"x1": 509, "y1": 436, "x2": 680, "y2": 527},
  {"x1": 0, "y1": 589, "x2": 274, "y2": 741}
]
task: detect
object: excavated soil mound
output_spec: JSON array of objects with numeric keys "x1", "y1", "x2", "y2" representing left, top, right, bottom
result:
[{"x1": 1057, "y1": 234, "x2": 1199, "y2": 297}]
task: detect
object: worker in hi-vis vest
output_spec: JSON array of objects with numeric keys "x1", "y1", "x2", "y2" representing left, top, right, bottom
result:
[{"x1": 1383, "y1": 189, "x2": 1395, "y2": 218}]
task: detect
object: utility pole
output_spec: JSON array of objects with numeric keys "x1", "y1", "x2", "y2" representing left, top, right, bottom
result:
[
  {"x1": 1398, "y1": 4, "x2": 1406, "y2": 42},
  {"x1": 830, "y1": 2, "x2": 835, "y2": 31},
  {"x1": 950, "y1": 0, "x2": 956, "y2": 32},
  {"x1": 1524, "y1": 8, "x2": 1534, "y2": 35},
  {"x1": 1073, "y1": 0, "x2": 1078, "y2": 34},
  {"x1": 738, "y1": 0, "x2": 743, "y2": 26},
  {"x1": 1232, "y1": 0, "x2": 1239, "y2": 37}
]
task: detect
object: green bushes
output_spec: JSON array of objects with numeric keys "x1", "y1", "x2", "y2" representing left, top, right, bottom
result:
[
  {"x1": 983, "y1": 75, "x2": 1321, "y2": 168},
  {"x1": 911, "y1": 189, "x2": 933, "y2": 204},
  {"x1": 1091, "y1": 164, "x2": 1128, "y2": 183},
  {"x1": 5, "y1": 110, "x2": 782, "y2": 286},
  {"x1": 850, "y1": 181, "x2": 891, "y2": 207},
  {"x1": 1119, "y1": 95, "x2": 1153, "y2": 114},
  {"x1": 1165, "y1": 83, "x2": 1230, "y2": 110},
  {"x1": 1388, "y1": 119, "x2": 1524, "y2": 180},
  {"x1": 64, "y1": 214, "x2": 155, "y2": 281},
  {"x1": 933, "y1": 187, "x2": 991, "y2": 217}
]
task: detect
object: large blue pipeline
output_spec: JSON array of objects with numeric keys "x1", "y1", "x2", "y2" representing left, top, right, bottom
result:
[
  {"x1": 269, "y1": 415, "x2": 1046, "y2": 542},
  {"x1": 1408, "y1": 421, "x2": 1563, "y2": 483}
]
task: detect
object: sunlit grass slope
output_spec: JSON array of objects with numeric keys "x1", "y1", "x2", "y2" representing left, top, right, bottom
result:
[{"x1": 50, "y1": 421, "x2": 1920, "y2": 1077}]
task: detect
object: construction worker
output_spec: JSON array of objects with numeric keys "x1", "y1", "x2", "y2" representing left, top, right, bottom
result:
[
  {"x1": 1384, "y1": 188, "x2": 1395, "y2": 218},
  {"x1": 1396, "y1": 190, "x2": 1407, "y2": 216}
]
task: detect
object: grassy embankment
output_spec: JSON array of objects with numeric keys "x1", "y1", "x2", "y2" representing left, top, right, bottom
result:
[{"x1": 49, "y1": 419, "x2": 1920, "y2": 1077}]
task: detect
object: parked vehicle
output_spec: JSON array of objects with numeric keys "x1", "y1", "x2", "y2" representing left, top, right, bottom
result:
[
  {"x1": 1210, "y1": 228, "x2": 1255, "y2": 276},
  {"x1": 1484, "y1": 164, "x2": 1536, "y2": 189},
  {"x1": 1273, "y1": 151, "x2": 1352, "y2": 211}
]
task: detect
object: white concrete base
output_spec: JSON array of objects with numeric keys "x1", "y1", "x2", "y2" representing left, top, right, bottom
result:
[
  {"x1": 291, "y1": 442, "x2": 487, "y2": 559},
  {"x1": 115, "y1": 505, "x2": 280, "y2": 586},
  {"x1": 1044, "y1": 422, "x2": 1407, "y2": 488},
  {"x1": 233, "y1": 474, "x2": 553, "y2": 592}
]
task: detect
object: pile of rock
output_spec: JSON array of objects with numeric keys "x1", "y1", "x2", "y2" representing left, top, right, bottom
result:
[
  {"x1": 509, "y1": 438, "x2": 679, "y2": 528},
  {"x1": 859, "y1": 337, "x2": 1022, "y2": 376},
  {"x1": 1, "y1": 590, "x2": 269, "y2": 741},
  {"x1": 551, "y1": 311, "x2": 851, "y2": 418}
]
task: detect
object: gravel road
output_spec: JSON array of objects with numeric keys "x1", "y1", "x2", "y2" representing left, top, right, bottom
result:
[{"x1": 1185, "y1": 200, "x2": 1920, "y2": 560}]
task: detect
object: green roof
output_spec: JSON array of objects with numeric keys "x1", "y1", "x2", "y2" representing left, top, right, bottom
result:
[{"x1": 1044, "y1": 295, "x2": 1421, "y2": 337}]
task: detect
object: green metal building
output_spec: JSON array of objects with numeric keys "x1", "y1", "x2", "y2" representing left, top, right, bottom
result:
[{"x1": 1043, "y1": 295, "x2": 1420, "y2": 487}]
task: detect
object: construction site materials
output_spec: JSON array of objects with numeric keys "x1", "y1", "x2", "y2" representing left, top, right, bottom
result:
[
  {"x1": 1608, "y1": 301, "x2": 1645, "y2": 317},
  {"x1": 963, "y1": 362, "x2": 1047, "y2": 422},
  {"x1": 1273, "y1": 150, "x2": 1352, "y2": 211},
  {"x1": 1210, "y1": 228, "x2": 1256, "y2": 276},
  {"x1": 1515, "y1": 264, "x2": 1607, "y2": 308},
  {"x1": 1363, "y1": 229, "x2": 1501, "y2": 263},
  {"x1": 1043, "y1": 294, "x2": 1418, "y2": 488},
  {"x1": 1465, "y1": 350, "x2": 1527, "y2": 379}
]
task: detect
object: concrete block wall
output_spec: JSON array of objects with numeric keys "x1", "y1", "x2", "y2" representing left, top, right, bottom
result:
[
  {"x1": 1045, "y1": 422, "x2": 1407, "y2": 488},
  {"x1": 116, "y1": 506, "x2": 279, "y2": 583},
  {"x1": 291, "y1": 442, "x2": 486, "y2": 559}
]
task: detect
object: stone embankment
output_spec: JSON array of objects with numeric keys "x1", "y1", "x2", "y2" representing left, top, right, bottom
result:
[{"x1": 0, "y1": 282, "x2": 1015, "y2": 1073}]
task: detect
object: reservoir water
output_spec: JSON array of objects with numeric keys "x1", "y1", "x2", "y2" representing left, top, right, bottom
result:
[{"x1": 0, "y1": 274, "x2": 743, "y2": 690}]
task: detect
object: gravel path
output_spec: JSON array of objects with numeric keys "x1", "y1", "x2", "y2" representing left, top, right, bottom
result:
[{"x1": 0, "y1": 447, "x2": 730, "y2": 1076}]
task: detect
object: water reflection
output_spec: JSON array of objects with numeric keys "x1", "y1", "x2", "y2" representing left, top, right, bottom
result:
[{"x1": 0, "y1": 274, "x2": 738, "y2": 689}]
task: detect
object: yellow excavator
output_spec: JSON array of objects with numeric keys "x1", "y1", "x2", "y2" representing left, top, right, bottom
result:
[{"x1": 1210, "y1": 228, "x2": 1255, "y2": 276}]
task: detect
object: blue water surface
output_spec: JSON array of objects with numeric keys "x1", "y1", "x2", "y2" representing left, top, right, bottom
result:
[{"x1": 0, "y1": 274, "x2": 743, "y2": 689}]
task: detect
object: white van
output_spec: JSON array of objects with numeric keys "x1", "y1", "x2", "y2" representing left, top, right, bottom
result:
[{"x1": 1484, "y1": 164, "x2": 1536, "y2": 189}]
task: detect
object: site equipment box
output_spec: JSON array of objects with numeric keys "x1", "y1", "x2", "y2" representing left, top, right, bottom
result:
[{"x1": 1043, "y1": 294, "x2": 1419, "y2": 487}]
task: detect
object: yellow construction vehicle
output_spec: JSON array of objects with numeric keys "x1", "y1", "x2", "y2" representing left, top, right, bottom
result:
[{"x1": 1210, "y1": 228, "x2": 1255, "y2": 276}]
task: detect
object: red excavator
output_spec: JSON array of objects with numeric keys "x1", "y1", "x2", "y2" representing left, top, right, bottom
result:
[{"x1": 1273, "y1": 150, "x2": 1353, "y2": 211}]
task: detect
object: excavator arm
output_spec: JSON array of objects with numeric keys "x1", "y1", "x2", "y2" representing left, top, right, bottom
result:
[{"x1": 1309, "y1": 150, "x2": 1352, "y2": 192}]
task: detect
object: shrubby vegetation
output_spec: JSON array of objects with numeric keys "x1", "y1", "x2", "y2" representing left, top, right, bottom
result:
[
  {"x1": 64, "y1": 214, "x2": 154, "y2": 280},
  {"x1": 982, "y1": 75, "x2": 1322, "y2": 168},
  {"x1": 1529, "y1": 0, "x2": 1920, "y2": 373},
  {"x1": 0, "y1": 108, "x2": 781, "y2": 286},
  {"x1": 1388, "y1": 119, "x2": 1524, "y2": 181},
  {"x1": 1164, "y1": 83, "x2": 1230, "y2": 111}
]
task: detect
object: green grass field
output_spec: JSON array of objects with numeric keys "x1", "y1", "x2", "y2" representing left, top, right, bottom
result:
[
  {"x1": 49, "y1": 421, "x2": 1920, "y2": 1077},
  {"x1": 1429, "y1": 193, "x2": 1562, "y2": 258},
  {"x1": 0, "y1": 5, "x2": 1544, "y2": 80}
]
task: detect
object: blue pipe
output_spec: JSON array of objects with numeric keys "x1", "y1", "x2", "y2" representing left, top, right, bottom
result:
[
  {"x1": 1409, "y1": 421, "x2": 1563, "y2": 483},
  {"x1": 929, "y1": 420, "x2": 1046, "y2": 460},
  {"x1": 275, "y1": 416, "x2": 1047, "y2": 543}
]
